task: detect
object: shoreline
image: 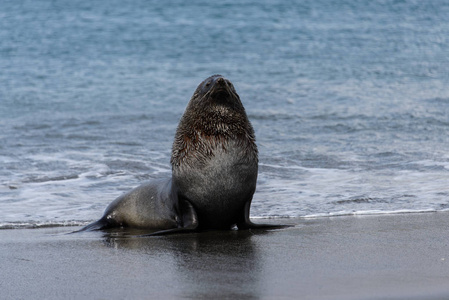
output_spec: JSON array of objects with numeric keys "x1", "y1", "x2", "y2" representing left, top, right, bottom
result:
[
  {"x1": 2, "y1": 212, "x2": 449, "y2": 299},
  {"x1": 2, "y1": 208, "x2": 449, "y2": 230}
]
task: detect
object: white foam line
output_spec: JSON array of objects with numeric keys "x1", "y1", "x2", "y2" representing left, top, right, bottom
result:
[
  {"x1": 302, "y1": 208, "x2": 445, "y2": 219},
  {"x1": 0, "y1": 220, "x2": 90, "y2": 230},
  {"x1": 259, "y1": 163, "x2": 309, "y2": 170}
]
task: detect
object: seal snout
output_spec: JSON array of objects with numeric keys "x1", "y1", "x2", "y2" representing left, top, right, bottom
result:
[
  {"x1": 212, "y1": 76, "x2": 230, "y2": 94},
  {"x1": 216, "y1": 77, "x2": 226, "y2": 84},
  {"x1": 214, "y1": 77, "x2": 228, "y2": 90}
]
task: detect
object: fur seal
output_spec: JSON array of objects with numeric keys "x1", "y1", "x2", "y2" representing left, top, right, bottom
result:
[{"x1": 78, "y1": 75, "x2": 283, "y2": 235}]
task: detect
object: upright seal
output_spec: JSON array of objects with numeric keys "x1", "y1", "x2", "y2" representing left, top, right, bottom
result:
[{"x1": 78, "y1": 75, "x2": 283, "y2": 235}]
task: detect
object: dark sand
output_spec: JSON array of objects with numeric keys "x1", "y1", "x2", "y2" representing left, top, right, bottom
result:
[{"x1": 2, "y1": 212, "x2": 449, "y2": 300}]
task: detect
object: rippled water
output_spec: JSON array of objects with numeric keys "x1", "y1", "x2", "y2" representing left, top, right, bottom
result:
[{"x1": 1, "y1": 0, "x2": 448, "y2": 228}]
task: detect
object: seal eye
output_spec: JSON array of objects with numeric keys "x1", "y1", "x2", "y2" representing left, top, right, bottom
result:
[{"x1": 205, "y1": 81, "x2": 211, "y2": 87}]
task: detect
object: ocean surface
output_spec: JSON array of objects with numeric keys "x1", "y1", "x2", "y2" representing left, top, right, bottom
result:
[{"x1": 1, "y1": 0, "x2": 448, "y2": 229}]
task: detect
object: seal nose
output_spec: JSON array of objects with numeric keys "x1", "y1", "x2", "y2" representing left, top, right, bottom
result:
[{"x1": 216, "y1": 77, "x2": 225, "y2": 85}]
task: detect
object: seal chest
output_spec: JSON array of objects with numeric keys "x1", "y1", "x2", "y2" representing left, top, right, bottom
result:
[{"x1": 171, "y1": 75, "x2": 258, "y2": 229}]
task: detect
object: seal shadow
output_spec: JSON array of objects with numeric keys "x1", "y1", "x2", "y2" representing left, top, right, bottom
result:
[{"x1": 99, "y1": 229, "x2": 283, "y2": 299}]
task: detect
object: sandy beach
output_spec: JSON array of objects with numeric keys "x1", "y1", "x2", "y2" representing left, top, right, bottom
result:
[{"x1": 2, "y1": 212, "x2": 449, "y2": 300}]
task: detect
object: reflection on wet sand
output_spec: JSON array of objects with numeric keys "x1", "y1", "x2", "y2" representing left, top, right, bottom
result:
[{"x1": 100, "y1": 229, "x2": 278, "y2": 299}]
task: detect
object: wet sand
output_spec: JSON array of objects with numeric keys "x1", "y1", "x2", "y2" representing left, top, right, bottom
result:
[{"x1": 2, "y1": 212, "x2": 449, "y2": 300}]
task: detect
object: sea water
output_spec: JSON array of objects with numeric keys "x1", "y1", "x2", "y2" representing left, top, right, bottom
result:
[{"x1": 1, "y1": 0, "x2": 448, "y2": 228}]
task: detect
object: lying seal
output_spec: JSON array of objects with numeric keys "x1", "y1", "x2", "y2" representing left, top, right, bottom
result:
[{"x1": 78, "y1": 75, "x2": 282, "y2": 234}]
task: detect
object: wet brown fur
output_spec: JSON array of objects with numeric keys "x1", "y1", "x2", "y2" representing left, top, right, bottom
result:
[{"x1": 171, "y1": 75, "x2": 258, "y2": 169}]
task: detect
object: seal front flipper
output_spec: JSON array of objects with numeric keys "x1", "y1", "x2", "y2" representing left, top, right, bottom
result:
[
  {"x1": 237, "y1": 199, "x2": 290, "y2": 230},
  {"x1": 139, "y1": 199, "x2": 199, "y2": 237}
]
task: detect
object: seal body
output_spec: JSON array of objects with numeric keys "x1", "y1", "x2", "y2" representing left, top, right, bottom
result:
[
  {"x1": 78, "y1": 178, "x2": 198, "y2": 232},
  {"x1": 171, "y1": 75, "x2": 258, "y2": 230},
  {"x1": 78, "y1": 75, "x2": 278, "y2": 234}
]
